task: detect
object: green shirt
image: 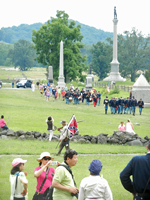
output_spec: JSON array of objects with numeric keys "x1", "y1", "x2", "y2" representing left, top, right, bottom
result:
[{"x1": 53, "y1": 162, "x2": 75, "y2": 200}]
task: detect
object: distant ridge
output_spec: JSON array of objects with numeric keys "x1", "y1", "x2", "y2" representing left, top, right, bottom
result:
[{"x1": 0, "y1": 20, "x2": 113, "y2": 45}]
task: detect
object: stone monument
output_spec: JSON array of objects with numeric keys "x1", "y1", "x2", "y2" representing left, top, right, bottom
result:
[
  {"x1": 132, "y1": 74, "x2": 150, "y2": 107},
  {"x1": 57, "y1": 40, "x2": 66, "y2": 88},
  {"x1": 103, "y1": 6, "x2": 126, "y2": 82},
  {"x1": 48, "y1": 66, "x2": 53, "y2": 83},
  {"x1": 86, "y1": 76, "x2": 92, "y2": 90}
]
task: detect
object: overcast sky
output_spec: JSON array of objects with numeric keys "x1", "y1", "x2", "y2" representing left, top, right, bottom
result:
[{"x1": 1, "y1": 0, "x2": 149, "y2": 35}]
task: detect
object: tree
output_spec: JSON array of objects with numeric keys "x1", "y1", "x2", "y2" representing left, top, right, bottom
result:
[
  {"x1": 32, "y1": 10, "x2": 87, "y2": 81},
  {"x1": 108, "y1": 28, "x2": 150, "y2": 82},
  {"x1": 90, "y1": 41, "x2": 112, "y2": 80},
  {"x1": 8, "y1": 39, "x2": 35, "y2": 71},
  {"x1": 145, "y1": 68, "x2": 150, "y2": 82}
]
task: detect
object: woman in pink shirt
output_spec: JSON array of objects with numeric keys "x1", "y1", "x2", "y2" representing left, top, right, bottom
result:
[
  {"x1": 118, "y1": 121, "x2": 126, "y2": 131},
  {"x1": 32, "y1": 152, "x2": 55, "y2": 200},
  {"x1": 0, "y1": 115, "x2": 8, "y2": 130}
]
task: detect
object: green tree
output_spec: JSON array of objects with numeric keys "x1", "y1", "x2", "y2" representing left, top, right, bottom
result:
[
  {"x1": 107, "y1": 28, "x2": 150, "y2": 82},
  {"x1": 8, "y1": 39, "x2": 35, "y2": 71},
  {"x1": 32, "y1": 10, "x2": 87, "y2": 81},
  {"x1": 145, "y1": 69, "x2": 150, "y2": 82},
  {"x1": 90, "y1": 41, "x2": 112, "y2": 80}
]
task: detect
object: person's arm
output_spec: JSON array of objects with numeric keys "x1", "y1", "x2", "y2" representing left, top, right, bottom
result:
[
  {"x1": 34, "y1": 161, "x2": 52, "y2": 177},
  {"x1": 52, "y1": 180, "x2": 78, "y2": 194},
  {"x1": 20, "y1": 178, "x2": 28, "y2": 192},
  {"x1": 120, "y1": 159, "x2": 134, "y2": 193},
  {"x1": 78, "y1": 184, "x2": 85, "y2": 200},
  {"x1": 131, "y1": 123, "x2": 134, "y2": 130}
]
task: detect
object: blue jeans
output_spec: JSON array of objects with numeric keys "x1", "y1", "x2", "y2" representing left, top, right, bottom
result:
[
  {"x1": 1, "y1": 125, "x2": 9, "y2": 130},
  {"x1": 112, "y1": 107, "x2": 116, "y2": 114},
  {"x1": 110, "y1": 107, "x2": 113, "y2": 113},
  {"x1": 66, "y1": 97, "x2": 69, "y2": 104},
  {"x1": 132, "y1": 106, "x2": 136, "y2": 114},
  {"x1": 120, "y1": 105, "x2": 123, "y2": 114},
  {"x1": 97, "y1": 98, "x2": 100, "y2": 106},
  {"x1": 105, "y1": 105, "x2": 108, "y2": 110},
  {"x1": 85, "y1": 99, "x2": 87, "y2": 105},
  {"x1": 139, "y1": 107, "x2": 142, "y2": 113},
  {"x1": 117, "y1": 107, "x2": 120, "y2": 114}
]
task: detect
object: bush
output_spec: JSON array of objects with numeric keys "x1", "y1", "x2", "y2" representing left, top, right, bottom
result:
[{"x1": 110, "y1": 88, "x2": 120, "y2": 94}]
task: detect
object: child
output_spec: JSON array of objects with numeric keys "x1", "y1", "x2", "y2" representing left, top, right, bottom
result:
[{"x1": 46, "y1": 116, "x2": 54, "y2": 142}]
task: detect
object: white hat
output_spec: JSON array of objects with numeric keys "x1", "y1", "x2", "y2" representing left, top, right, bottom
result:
[
  {"x1": 12, "y1": 158, "x2": 27, "y2": 168},
  {"x1": 37, "y1": 152, "x2": 54, "y2": 162},
  {"x1": 60, "y1": 120, "x2": 67, "y2": 125}
]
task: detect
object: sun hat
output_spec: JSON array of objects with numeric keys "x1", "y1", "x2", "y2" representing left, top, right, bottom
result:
[
  {"x1": 12, "y1": 158, "x2": 27, "y2": 168},
  {"x1": 37, "y1": 152, "x2": 54, "y2": 162},
  {"x1": 60, "y1": 120, "x2": 67, "y2": 125},
  {"x1": 88, "y1": 159, "x2": 103, "y2": 175}
]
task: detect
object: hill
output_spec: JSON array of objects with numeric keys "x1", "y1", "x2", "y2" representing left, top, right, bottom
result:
[{"x1": 0, "y1": 20, "x2": 113, "y2": 45}]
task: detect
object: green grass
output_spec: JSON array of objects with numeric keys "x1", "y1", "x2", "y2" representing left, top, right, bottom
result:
[
  {"x1": 0, "y1": 76, "x2": 150, "y2": 200},
  {"x1": 0, "y1": 88, "x2": 150, "y2": 138}
]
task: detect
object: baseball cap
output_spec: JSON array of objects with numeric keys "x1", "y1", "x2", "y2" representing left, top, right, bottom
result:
[{"x1": 12, "y1": 158, "x2": 27, "y2": 168}]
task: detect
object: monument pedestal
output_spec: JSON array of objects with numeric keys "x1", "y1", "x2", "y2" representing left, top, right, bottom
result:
[{"x1": 57, "y1": 76, "x2": 66, "y2": 88}]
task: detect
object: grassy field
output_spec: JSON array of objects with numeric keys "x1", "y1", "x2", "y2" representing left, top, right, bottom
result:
[{"x1": 0, "y1": 68, "x2": 150, "y2": 200}]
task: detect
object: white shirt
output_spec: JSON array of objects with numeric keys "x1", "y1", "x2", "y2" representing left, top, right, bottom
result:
[
  {"x1": 78, "y1": 175, "x2": 113, "y2": 200},
  {"x1": 60, "y1": 125, "x2": 70, "y2": 140},
  {"x1": 10, "y1": 172, "x2": 28, "y2": 200}
]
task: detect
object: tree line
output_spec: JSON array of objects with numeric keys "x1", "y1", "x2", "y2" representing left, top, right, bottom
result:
[{"x1": 0, "y1": 10, "x2": 150, "y2": 82}]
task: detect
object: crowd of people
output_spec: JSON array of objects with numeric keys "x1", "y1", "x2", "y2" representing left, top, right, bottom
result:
[
  {"x1": 104, "y1": 96, "x2": 144, "y2": 115},
  {"x1": 10, "y1": 143, "x2": 150, "y2": 200}
]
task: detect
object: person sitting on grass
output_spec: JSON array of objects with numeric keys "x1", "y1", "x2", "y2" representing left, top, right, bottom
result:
[{"x1": 0, "y1": 115, "x2": 9, "y2": 130}]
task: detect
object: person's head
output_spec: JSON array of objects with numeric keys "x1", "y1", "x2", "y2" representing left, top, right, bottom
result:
[
  {"x1": 127, "y1": 119, "x2": 130, "y2": 122},
  {"x1": 11, "y1": 158, "x2": 27, "y2": 174},
  {"x1": 48, "y1": 116, "x2": 52, "y2": 121},
  {"x1": 120, "y1": 121, "x2": 124, "y2": 125},
  {"x1": 106, "y1": 96, "x2": 108, "y2": 99},
  {"x1": 1, "y1": 115, "x2": 4, "y2": 119},
  {"x1": 37, "y1": 152, "x2": 54, "y2": 166},
  {"x1": 64, "y1": 149, "x2": 78, "y2": 167},
  {"x1": 88, "y1": 159, "x2": 103, "y2": 175},
  {"x1": 127, "y1": 97, "x2": 129, "y2": 100},
  {"x1": 60, "y1": 120, "x2": 67, "y2": 127}
]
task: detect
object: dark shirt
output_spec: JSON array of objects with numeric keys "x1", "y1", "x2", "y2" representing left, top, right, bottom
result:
[
  {"x1": 120, "y1": 153, "x2": 150, "y2": 194},
  {"x1": 47, "y1": 120, "x2": 53, "y2": 130}
]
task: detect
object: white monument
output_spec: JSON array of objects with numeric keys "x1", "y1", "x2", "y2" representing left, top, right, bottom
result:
[
  {"x1": 132, "y1": 74, "x2": 150, "y2": 107},
  {"x1": 48, "y1": 66, "x2": 53, "y2": 83},
  {"x1": 86, "y1": 76, "x2": 92, "y2": 90},
  {"x1": 103, "y1": 6, "x2": 126, "y2": 82},
  {"x1": 57, "y1": 40, "x2": 66, "y2": 88}
]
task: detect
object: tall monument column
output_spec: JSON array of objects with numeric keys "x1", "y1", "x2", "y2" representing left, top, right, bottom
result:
[
  {"x1": 103, "y1": 6, "x2": 126, "y2": 82},
  {"x1": 57, "y1": 40, "x2": 66, "y2": 88}
]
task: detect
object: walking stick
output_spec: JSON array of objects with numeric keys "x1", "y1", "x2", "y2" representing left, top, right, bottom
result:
[{"x1": 55, "y1": 141, "x2": 60, "y2": 149}]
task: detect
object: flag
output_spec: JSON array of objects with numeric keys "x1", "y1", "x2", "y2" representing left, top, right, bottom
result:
[
  {"x1": 68, "y1": 114, "x2": 78, "y2": 138},
  {"x1": 107, "y1": 86, "x2": 110, "y2": 93}
]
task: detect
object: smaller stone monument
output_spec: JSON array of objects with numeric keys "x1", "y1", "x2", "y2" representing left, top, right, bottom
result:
[
  {"x1": 132, "y1": 74, "x2": 150, "y2": 107},
  {"x1": 86, "y1": 76, "x2": 92, "y2": 90},
  {"x1": 48, "y1": 66, "x2": 53, "y2": 83}
]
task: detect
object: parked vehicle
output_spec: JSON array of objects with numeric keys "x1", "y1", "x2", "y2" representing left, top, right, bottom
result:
[
  {"x1": 0, "y1": 80, "x2": 2, "y2": 88},
  {"x1": 16, "y1": 80, "x2": 32, "y2": 88}
]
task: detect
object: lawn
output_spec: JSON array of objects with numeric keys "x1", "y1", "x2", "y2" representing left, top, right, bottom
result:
[{"x1": 0, "y1": 75, "x2": 150, "y2": 200}]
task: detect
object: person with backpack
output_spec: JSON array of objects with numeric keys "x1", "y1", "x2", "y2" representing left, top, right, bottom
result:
[
  {"x1": 10, "y1": 158, "x2": 28, "y2": 200},
  {"x1": 52, "y1": 149, "x2": 79, "y2": 200}
]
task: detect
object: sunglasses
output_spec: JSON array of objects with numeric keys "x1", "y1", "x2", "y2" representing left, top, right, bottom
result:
[{"x1": 43, "y1": 157, "x2": 51, "y2": 161}]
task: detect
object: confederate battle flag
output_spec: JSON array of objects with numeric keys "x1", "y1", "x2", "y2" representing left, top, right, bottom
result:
[{"x1": 68, "y1": 114, "x2": 78, "y2": 138}]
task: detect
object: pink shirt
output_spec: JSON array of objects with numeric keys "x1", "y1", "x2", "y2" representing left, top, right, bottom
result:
[
  {"x1": 34, "y1": 166, "x2": 55, "y2": 194},
  {"x1": 0, "y1": 119, "x2": 5, "y2": 127},
  {"x1": 118, "y1": 124, "x2": 126, "y2": 131}
]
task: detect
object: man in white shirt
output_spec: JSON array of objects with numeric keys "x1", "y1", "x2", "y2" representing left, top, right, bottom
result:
[{"x1": 78, "y1": 159, "x2": 113, "y2": 200}]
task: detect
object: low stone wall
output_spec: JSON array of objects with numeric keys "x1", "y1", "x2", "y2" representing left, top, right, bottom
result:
[{"x1": 0, "y1": 128, "x2": 149, "y2": 146}]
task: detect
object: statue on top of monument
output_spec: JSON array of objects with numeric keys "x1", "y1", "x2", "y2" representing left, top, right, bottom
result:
[{"x1": 114, "y1": 6, "x2": 117, "y2": 19}]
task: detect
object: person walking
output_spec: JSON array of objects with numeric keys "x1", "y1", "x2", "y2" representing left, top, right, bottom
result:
[
  {"x1": 32, "y1": 152, "x2": 55, "y2": 200},
  {"x1": 103, "y1": 96, "x2": 109, "y2": 114},
  {"x1": 138, "y1": 98, "x2": 144, "y2": 115},
  {"x1": 10, "y1": 158, "x2": 28, "y2": 200},
  {"x1": 78, "y1": 159, "x2": 113, "y2": 200},
  {"x1": 31, "y1": 81, "x2": 35, "y2": 92},
  {"x1": 52, "y1": 149, "x2": 78, "y2": 200},
  {"x1": 120, "y1": 142, "x2": 150, "y2": 200},
  {"x1": 131, "y1": 97, "x2": 138, "y2": 116},
  {"x1": 97, "y1": 91, "x2": 101, "y2": 106},
  {"x1": 46, "y1": 116, "x2": 54, "y2": 142},
  {"x1": 56, "y1": 120, "x2": 71, "y2": 156}
]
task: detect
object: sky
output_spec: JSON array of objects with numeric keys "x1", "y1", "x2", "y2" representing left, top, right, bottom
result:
[{"x1": 1, "y1": 0, "x2": 150, "y2": 36}]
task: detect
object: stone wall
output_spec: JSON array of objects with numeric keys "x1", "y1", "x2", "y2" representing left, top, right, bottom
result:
[{"x1": 0, "y1": 128, "x2": 149, "y2": 146}]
